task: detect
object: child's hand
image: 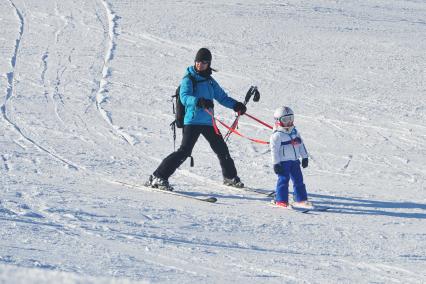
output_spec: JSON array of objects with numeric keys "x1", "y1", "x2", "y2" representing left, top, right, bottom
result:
[
  {"x1": 274, "y1": 164, "x2": 284, "y2": 174},
  {"x1": 302, "y1": 158, "x2": 309, "y2": 168}
]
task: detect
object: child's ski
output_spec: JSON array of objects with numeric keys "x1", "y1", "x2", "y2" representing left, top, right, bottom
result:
[
  {"x1": 296, "y1": 206, "x2": 330, "y2": 213},
  {"x1": 270, "y1": 200, "x2": 330, "y2": 213},
  {"x1": 230, "y1": 185, "x2": 275, "y2": 197},
  {"x1": 270, "y1": 200, "x2": 309, "y2": 213},
  {"x1": 224, "y1": 185, "x2": 331, "y2": 212},
  {"x1": 111, "y1": 180, "x2": 218, "y2": 203},
  {"x1": 289, "y1": 200, "x2": 331, "y2": 213}
]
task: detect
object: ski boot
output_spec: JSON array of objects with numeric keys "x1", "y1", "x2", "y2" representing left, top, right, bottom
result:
[
  {"x1": 271, "y1": 200, "x2": 289, "y2": 208},
  {"x1": 145, "y1": 175, "x2": 174, "y2": 191},
  {"x1": 291, "y1": 200, "x2": 314, "y2": 210},
  {"x1": 223, "y1": 176, "x2": 244, "y2": 188}
]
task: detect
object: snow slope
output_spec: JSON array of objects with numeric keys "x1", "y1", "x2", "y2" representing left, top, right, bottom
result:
[{"x1": 1, "y1": 0, "x2": 425, "y2": 283}]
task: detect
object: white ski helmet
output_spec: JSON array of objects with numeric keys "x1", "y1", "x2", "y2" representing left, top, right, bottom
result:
[{"x1": 274, "y1": 106, "x2": 294, "y2": 127}]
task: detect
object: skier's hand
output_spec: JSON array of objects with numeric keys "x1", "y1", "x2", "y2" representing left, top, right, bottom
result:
[
  {"x1": 233, "y1": 101, "x2": 247, "y2": 115},
  {"x1": 274, "y1": 164, "x2": 284, "y2": 175},
  {"x1": 197, "y1": 98, "x2": 214, "y2": 109},
  {"x1": 301, "y1": 158, "x2": 308, "y2": 168}
]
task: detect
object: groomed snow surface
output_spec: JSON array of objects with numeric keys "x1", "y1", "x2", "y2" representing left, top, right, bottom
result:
[{"x1": 1, "y1": 0, "x2": 425, "y2": 283}]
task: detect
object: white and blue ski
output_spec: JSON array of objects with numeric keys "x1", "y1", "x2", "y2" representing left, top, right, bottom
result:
[{"x1": 270, "y1": 200, "x2": 330, "y2": 213}]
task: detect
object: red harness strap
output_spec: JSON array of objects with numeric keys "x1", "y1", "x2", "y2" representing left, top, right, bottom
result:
[
  {"x1": 216, "y1": 119, "x2": 269, "y2": 144},
  {"x1": 243, "y1": 112, "x2": 273, "y2": 129},
  {"x1": 204, "y1": 109, "x2": 269, "y2": 145},
  {"x1": 208, "y1": 109, "x2": 221, "y2": 135}
]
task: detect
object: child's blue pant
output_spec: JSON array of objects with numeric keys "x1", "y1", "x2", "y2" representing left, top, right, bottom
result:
[{"x1": 275, "y1": 160, "x2": 308, "y2": 202}]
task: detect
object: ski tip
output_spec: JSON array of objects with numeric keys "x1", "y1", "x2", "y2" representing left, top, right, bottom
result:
[
  {"x1": 292, "y1": 207, "x2": 310, "y2": 213},
  {"x1": 291, "y1": 206, "x2": 330, "y2": 213}
]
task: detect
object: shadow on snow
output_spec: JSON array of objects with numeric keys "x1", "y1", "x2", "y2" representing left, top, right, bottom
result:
[{"x1": 308, "y1": 193, "x2": 426, "y2": 219}]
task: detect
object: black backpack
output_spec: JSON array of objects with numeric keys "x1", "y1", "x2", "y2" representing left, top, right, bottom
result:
[{"x1": 172, "y1": 74, "x2": 197, "y2": 129}]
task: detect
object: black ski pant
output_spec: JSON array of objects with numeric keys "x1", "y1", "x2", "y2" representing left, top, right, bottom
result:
[{"x1": 153, "y1": 125, "x2": 238, "y2": 180}]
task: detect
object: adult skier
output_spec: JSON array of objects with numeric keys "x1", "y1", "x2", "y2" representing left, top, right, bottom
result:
[
  {"x1": 146, "y1": 48, "x2": 247, "y2": 191},
  {"x1": 270, "y1": 106, "x2": 312, "y2": 208}
]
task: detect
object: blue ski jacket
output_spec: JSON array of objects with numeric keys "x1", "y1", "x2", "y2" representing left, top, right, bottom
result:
[{"x1": 179, "y1": 66, "x2": 237, "y2": 126}]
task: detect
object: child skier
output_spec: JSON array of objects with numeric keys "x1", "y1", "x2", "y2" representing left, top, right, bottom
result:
[{"x1": 270, "y1": 106, "x2": 312, "y2": 209}]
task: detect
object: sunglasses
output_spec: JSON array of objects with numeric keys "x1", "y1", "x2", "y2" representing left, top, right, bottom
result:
[{"x1": 196, "y1": 60, "x2": 210, "y2": 65}]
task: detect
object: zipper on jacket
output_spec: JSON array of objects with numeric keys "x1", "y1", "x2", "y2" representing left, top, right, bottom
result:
[
  {"x1": 288, "y1": 133, "x2": 298, "y2": 159},
  {"x1": 291, "y1": 144, "x2": 297, "y2": 158}
]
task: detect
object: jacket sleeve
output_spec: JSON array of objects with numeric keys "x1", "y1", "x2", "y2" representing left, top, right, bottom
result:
[
  {"x1": 298, "y1": 133, "x2": 309, "y2": 159},
  {"x1": 270, "y1": 133, "x2": 282, "y2": 165},
  {"x1": 211, "y1": 79, "x2": 237, "y2": 109},
  {"x1": 179, "y1": 76, "x2": 197, "y2": 107}
]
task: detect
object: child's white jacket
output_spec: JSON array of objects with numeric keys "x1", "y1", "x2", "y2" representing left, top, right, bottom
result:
[{"x1": 270, "y1": 126, "x2": 308, "y2": 165}]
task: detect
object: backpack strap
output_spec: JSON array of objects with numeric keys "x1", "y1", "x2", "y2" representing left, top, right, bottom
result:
[
  {"x1": 185, "y1": 73, "x2": 211, "y2": 93},
  {"x1": 187, "y1": 74, "x2": 197, "y2": 92}
]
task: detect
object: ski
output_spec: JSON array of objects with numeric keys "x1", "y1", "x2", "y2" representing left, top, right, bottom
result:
[
  {"x1": 269, "y1": 198, "x2": 331, "y2": 213},
  {"x1": 295, "y1": 206, "x2": 330, "y2": 213},
  {"x1": 242, "y1": 187, "x2": 330, "y2": 212},
  {"x1": 270, "y1": 200, "x2": 310, "y2": 213},
  {"x1": 226, "y1": 185, "x2": 275, "y2": 197},
  {"x1": 270, "y1": 201, "x2": 330, "y2": 213},
  {"x1": 111, "y1": 180, "x2": 218, "y2": 203},
  {"x1": 289, "y1": 202, "x2": 330, "y2": 213}
]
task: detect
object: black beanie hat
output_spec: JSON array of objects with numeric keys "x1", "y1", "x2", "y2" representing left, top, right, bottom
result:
[{"x1": 195, "y1": 48, "x2": 212, "y2": 62}]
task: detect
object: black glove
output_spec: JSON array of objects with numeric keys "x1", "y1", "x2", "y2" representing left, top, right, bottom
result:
[
  {"x1": 196, "y1": 98, "x2": 214, "y2": 109},
  {"x1": 301, "y1": 158, "x2": 308, "y2": 168},
  {"x1": 274, "y1": 164, "x2": 284, "y2": 175},
  {"x1": 233, "y1": 102, "x2": 247, "y2": 115}
]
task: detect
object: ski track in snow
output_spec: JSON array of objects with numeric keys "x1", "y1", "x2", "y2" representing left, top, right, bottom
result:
[
  {"x1": 0, "y1": 1, "x2": 79, "y2": 171},
  {"x1": 94, "y1": 0, "x2": 138, "y2": 146},
  {"x1": 39, "y1": 44, "x2": 67, "y2": 126},
  {"x1": 40, "y1": 49, "x2": 49, "y2": 104},
  {"x1": 53, "y1": 2, "x2": 68, "y2": 45},
  {"x1": 1, "y1": 154, "x2": 10, "y2": 172},
  {"x1": 1, "y1": 0, "x2": 23, "y2": 114},
  {"x1": 0, "y1": 1, "x2": 127, "y2": 175},
  {"x1": 51, "y1": 64, "x2": 67, "y2": 125},
  {"x1": 121, "y1": 30, "x2": 195, "y2": 52}
]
